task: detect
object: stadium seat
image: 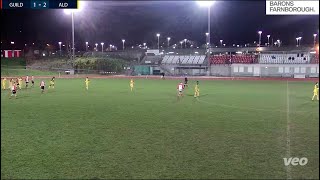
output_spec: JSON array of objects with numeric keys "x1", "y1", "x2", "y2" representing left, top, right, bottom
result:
[
  {"x1": 210, "y1": 54, "x2": 257, "y2": 64},
  {"x1": 259, "y1": 53, "x2": 310, "y2": 64},
  {"x1": 161, "y1": 55, "x2": 206, "y2": 65}
]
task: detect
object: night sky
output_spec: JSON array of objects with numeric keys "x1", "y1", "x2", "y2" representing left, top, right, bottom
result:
[{"x1": 1, "y1": 1, "x2": 319, "y2": 50}]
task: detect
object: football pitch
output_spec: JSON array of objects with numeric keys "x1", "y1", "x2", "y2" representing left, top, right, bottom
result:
[{"x1": 1, "y1": 78, "x2": 319, "y2": 179}]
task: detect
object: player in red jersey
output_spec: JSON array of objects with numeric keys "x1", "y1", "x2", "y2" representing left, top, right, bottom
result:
[
  {"x1": 25, "y1": 75, "x2": 30, "y2": 88},
  {"x1": 31, "y1": 75, "x2": 35, "y2": 87},
  {"x1": 177, "y1": 82, "x2": 185, "y2": 97},
  {"x1": 40, "y1": 80, "x2": 45, "y2": 93},
  {"x1": 10, "y1": 82, "x2": 17, "y2": 98}
]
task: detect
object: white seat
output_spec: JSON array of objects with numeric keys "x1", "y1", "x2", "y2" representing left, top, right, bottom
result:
[
  {"x1": 198, "y1": 56, "x2": 205, "y2": 64},
  {"x1": 188, "y1": 56, "x2": 195, "y2": 64},
  {"x1": 167, "y1": 56, "x2": 174, "y2": 64},
  {"x1": 162, "y1": 56, "x2": 169, "y2": 64}
]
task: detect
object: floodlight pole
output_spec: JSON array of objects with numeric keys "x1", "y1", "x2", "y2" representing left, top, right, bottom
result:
[
  {"x1": 298, "y1": 37, "x2": 302, "y2": 46},
  {"x1": 156, "y1": 34, "x2": 160, "y2": 50},
  {"x1": 72, "y1": 12, "x2": 75, "y2": 61},
  {"x1": 313, "y1": 34, "x2": 317, "y2": 47},
  {"x1": 207, "y1": 6, "x2": 211, "y2": 76},
  {"x1": 258, "y1": 31, "x2": 262, "y2": 47},
  {"x1": 58, "y1": 42, "x2": 62, "y2": 56}
]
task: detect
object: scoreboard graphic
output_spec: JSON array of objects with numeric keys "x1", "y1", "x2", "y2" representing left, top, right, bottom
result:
[{"x1": 1, "y1": 0, "x2": 77, "y2": 9}]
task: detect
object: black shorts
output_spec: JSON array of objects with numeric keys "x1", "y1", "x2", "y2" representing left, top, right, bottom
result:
[
  {"x1": 26, "y1": 82, "x2": 29, "y2": 84},
  {"x1": 41, "y1": 86, "x2": 44, "y2": 90},
  {"x1": 17, "y1": 83, "x2": 19, "y2": 86},
  {"x1": 32, "y1": 80, "x2": 34, "y2": 84},
  {"x1": 12, "y1": 90, "x2": 16, "y2": 94}
]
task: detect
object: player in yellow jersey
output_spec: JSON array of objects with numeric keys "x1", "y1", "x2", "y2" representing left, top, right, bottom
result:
[
  {"x1": 194, "y1": 81, "x2": 200, "y2": 98},
  {"x1": 18, "y1": 77, "x2": 22, "y2": 90},
  {"x1": 49, "y1": 77, "x2": 55, "y2": 89},
  {"x1": 85, "y1": 77, "x2": 90, "y2": 90},
  {"x1": 2, "y1": 77, "x2": 7, "y2": 90},
  {"x1": 130, "y1": 79, "x2": 134, "y2": 91},
  {"x1": 312, "y1": 82, "x2": 319, "y2": 101}
]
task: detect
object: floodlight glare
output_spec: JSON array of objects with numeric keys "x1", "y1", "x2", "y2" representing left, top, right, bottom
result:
[
  {"x1": 197, "y1": 1, "x2": 215, "y2": 7},
  {"x1": 64, "y1": 1, "x2": 84, "y2": 14}
]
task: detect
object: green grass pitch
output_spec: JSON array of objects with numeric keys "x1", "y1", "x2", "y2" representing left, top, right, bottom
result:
[{"x1": 1, "y1": 78, "x2": 319, "y2": 179}]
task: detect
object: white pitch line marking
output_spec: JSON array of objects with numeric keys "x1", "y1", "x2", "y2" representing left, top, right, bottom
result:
[{"x1": 286, "y1": 81, "x2": 292, "y2": 180}]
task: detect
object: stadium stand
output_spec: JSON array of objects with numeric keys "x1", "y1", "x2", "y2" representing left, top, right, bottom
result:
[
  {"x1": 258, "y1": 54, "x2": 285, "y2": 64},
  {"x1": 161, "y1": 55, "x2": 205, "y2": 65},
  {"x1": 141, "y1": 55, "x2": 162, "y2": 65},
  {"x1": 259, "y1": 53, "x2": 310, "y2": 64},
  {"x1": 231, "y1": 54, "x2": 257, "y2": 64},
  {"x1": 210, "y1": 55, "x2": 229, "y2": 64},
  {"x1": 310, "y1": 53, "x2": 319, "y2": 64},
  {"x1": 210, "y1": 54, "x2": 256, "y2": 64}
]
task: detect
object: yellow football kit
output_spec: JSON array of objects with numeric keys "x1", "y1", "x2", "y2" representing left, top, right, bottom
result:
[
  {"x1": 85, "y1": 78, "x2": 90, "y2": 90},
  {"x1": 2, "y1": 78, "x2": 7, "y2": 90},
  {"x1": 194, "y1": 84, "x2": 200, "y2": 97},
  {"x1": 312, "y1": 84, "x2": 319, "y2": 101},
  {"x1": 130, "y1": 79, "x2": 134, "y2": 91},
  {"x1": 49, "y1": 80, "x2": 55, "y2": 89}
]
